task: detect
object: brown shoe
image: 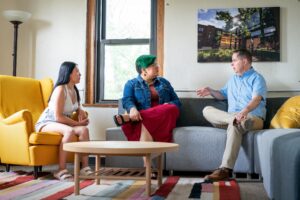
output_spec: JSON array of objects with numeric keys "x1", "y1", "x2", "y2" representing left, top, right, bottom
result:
[{"x1": 204, "y1": 167, "x2": 232, "y2": 182}]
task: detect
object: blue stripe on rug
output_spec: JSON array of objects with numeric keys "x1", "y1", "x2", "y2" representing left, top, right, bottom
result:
[
  {"x1": 86, "y1": 180, "x2": 135, "y2": 199},
  {"x1": 151, "y1": 196, "x2": 165, "y2": 200},
  {"x1": 189, "y1": 182, "x2": 202, "y2": 198}
]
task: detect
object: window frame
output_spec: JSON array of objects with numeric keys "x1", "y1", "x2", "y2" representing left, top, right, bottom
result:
[{"x1": 84, "y1": 0, "x2": 164, "y2": 107}]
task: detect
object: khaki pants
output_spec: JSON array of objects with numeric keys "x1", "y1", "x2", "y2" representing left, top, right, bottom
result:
[{"x1": 203, "y1": 106, "x2": 263, "y2": 169}]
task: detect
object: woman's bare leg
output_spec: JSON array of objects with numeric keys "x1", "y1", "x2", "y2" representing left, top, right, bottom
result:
[
  {"x1": 73, "y1": 126, "x2": 90, "y2": 167},
  {"x1": 41, "y1": 123, "x2": 90, "y2": 170}
]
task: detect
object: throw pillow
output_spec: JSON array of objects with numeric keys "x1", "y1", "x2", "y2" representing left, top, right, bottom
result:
[{"x1": 270, "y1": 96, "x2": 300, "y2": 128}]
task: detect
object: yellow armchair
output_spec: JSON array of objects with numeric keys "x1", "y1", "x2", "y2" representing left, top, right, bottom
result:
[{"x1": 0, "y1": 75, "x2": 77, "y2": 178}]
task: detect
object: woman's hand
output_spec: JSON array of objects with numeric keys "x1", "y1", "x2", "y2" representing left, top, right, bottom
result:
[
  {"x1": 129, "y1": 107, "x2": 142, "y2": 121},
  {"x1": 77, "y1": 109, "x2": 88, "y2": 121},
  {"x1": 77, "y1": 118, "x2": 89, "y2": 126}
]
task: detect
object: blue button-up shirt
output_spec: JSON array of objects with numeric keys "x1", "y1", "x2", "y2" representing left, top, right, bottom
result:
[
  {"x1": 122, "y1": 75, "x2": 181, "y2": 113},
  {"x1": 219, "y1": 67, "x2": 267, "y2": 119}
]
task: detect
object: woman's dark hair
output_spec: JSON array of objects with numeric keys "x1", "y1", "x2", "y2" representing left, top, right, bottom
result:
[{"x1": 49, "y1": 61, "x2": 80, "y2": 103}]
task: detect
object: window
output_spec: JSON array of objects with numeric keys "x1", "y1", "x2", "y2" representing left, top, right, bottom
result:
[{"x1": 94, "y1": 0, "x2": 157, "y2": 104}]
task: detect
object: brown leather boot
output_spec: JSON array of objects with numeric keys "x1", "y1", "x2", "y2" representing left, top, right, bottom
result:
[{"x1": 204, "y1": 167, "x2": 232, "y2": 181}]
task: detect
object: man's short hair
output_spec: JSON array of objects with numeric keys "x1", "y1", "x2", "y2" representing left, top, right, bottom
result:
[{"x1": 233, "y1": 49, "x2": 252, "y2": 63}]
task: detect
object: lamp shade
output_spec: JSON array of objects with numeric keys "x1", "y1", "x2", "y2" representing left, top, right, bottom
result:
[{"x1": 3, "y1": 10, "x2": 31, "y2": 23}]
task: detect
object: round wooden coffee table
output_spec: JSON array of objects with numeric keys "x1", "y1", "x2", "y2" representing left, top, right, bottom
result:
[{"x1": 63, "y1": 141, "x2": 179, "y2": 196}]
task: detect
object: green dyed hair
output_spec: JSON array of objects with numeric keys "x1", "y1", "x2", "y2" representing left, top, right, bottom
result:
[{"x1": 135, "y1": 54, "x2": 156, "y2": 74}]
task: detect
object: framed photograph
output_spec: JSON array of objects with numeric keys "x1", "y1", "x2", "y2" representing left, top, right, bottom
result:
[{"x1": 197, "y1": 7, "x2": 280, "y2": 62}]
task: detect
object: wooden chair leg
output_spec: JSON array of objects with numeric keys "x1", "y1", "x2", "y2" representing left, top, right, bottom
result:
[
  {"x1": 34, "y1": 166, "x2": 39, "y2": 179},
  {"x1": 6, "y1": 164, "x2": 10, "y2": 172}
]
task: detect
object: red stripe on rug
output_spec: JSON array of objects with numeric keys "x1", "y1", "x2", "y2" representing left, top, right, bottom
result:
[
  {"x1": 41, "y1": 180, "x2": 94, "y2": 200},
  {"x1": 152, "y1": 176, "x2": 180, "y2": 197},
  {"x1": 0, "y1": 176, "x2": 34, "y2": 190},
  {"x1": 219, "y1": 180, "x2": 241, "y2": 200}
]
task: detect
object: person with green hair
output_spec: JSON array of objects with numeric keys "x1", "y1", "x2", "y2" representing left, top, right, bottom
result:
[{"x1": 114, "y1": 54, "x2": 181, "y2": 169}]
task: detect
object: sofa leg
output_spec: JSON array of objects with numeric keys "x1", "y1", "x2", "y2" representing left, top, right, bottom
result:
[
  {"x1": 232, "y1": 172, "x2": 236, "y2": 179},
  {"x1": 33, "y1": 166, "x2": 39, "y2": 179},
  {"x1": 247, "y1": 173, "x2": 252, "y2": 179},
  {"x1": 38, "y1": 166, "x2": 42, "y2": 172},
  {"x1": 6, "y1": 164, "x2": 10, "y2": 172}
]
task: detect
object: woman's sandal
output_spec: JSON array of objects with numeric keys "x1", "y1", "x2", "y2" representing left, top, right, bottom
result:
[
  {"x1": 80, "y1": 166, "x2": 94, "y2": 176},
  {"x1": 113, "y1": 114, "x2": 131, "y2": 126},
  {"x1": 53, "y1": 169, "x2": 73, "y2": 182}
]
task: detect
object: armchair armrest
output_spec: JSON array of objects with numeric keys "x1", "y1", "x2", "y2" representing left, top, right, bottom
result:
[
  {"x1": 1, "y1": 109, "x2": 33, "y2": 132},
  {"x1": 0, "y1": 109, "x2": 34, "y2": 164}
]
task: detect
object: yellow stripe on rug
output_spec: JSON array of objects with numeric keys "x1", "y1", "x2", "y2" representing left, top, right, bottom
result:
[{"x1": 213, "y1": 181, "x2": 220, "y2": 200}]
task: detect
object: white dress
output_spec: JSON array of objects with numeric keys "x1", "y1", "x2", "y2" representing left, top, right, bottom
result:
[{"x1": 35, "y1": 85, "x2": 79, "y2": 131}]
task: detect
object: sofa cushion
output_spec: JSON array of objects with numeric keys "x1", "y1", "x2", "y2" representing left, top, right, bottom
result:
[
  {"x1": 270, "y1": 96, "x2": 300, "y2": 128},
  {"x1": 264, "y1": 97, "x2": 288, "y2": 128},
  {"x1": 166, "y1": 127, "x2": 254, "y2": 173},
  {"x1": 176, "y1": 98, "x2": 227, "y2": 127}
]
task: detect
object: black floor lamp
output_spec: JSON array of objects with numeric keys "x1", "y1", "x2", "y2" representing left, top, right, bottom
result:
[{"x1": 3, "y1": 10, "x2": 31, "y2": 76}]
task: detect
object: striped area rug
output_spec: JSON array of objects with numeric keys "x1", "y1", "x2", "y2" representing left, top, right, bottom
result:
[{"x1": 0, "y1": 171, "x2": 240, "y2": 200}]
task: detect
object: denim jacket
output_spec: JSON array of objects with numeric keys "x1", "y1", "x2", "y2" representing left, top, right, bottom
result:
[{"x1": 122, "y1": 75, "x2": 181, "y2": 113}]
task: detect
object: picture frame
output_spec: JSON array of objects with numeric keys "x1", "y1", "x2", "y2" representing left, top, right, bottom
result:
[{"x1": 197, "y1": 7, "x2": 280, "y2": 62}]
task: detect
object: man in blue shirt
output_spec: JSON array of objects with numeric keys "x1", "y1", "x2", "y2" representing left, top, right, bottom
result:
[{"x1": 196, "y1": 49, "x2": 267, "y2": 181}]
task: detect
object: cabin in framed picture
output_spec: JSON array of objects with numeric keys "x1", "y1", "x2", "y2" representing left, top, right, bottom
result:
[{"x1": 197, "y1": 7, "x2": 280, "y2": 62}]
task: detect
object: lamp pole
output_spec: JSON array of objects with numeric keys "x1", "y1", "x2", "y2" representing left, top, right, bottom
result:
[
  {"x1": 11, "y1": 21, "x2": 22, "y2": 76},
  {"x1": 3, "y1": 10, "x2": 31, "y2": 76}
]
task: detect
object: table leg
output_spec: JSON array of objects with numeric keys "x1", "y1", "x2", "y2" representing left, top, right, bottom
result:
[
  {"x1": 74, "y1": 153, "x2": 80, "y2": 195},
  {"x1": 95, "y1": 155, "x2": 100, "y2": 185},
  {"x1": 145, "y1": 154, "x2": 151, "y2": 196},
  {"x1": 157, "y1": 153, "x2": 163, "y2": 186}
]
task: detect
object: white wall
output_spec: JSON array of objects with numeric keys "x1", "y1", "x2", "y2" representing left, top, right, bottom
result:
[
  {"x1": 1, "y1": 0, "x2": 300, "y2": 140},
  {"x1": 0, "y1": 0, "x2": 116, "y2": 140},
  {"x1": 164, "y1": 0, "x2": 300, "y2": 94}
]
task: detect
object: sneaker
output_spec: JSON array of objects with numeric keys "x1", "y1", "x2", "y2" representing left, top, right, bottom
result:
[
  {"x1": 80, "y1": 166, "x2": 94, "y2": 176},
  {"x1": 204, "y1": 167, "x2": 232, "y2": 182}
]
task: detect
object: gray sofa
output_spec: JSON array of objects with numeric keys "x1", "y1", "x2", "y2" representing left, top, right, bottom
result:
[{"x1": 105, "y1": 97, "x2": 300, "y2": 200}]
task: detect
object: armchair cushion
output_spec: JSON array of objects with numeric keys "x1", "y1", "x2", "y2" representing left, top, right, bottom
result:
[{"x1": 29, "y1": 132, "x2": 62, "y2": 145}]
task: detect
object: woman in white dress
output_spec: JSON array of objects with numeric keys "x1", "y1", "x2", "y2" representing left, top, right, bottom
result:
[{"x1": 35, "y1": 61, "x2": 92, "y2": 181}]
